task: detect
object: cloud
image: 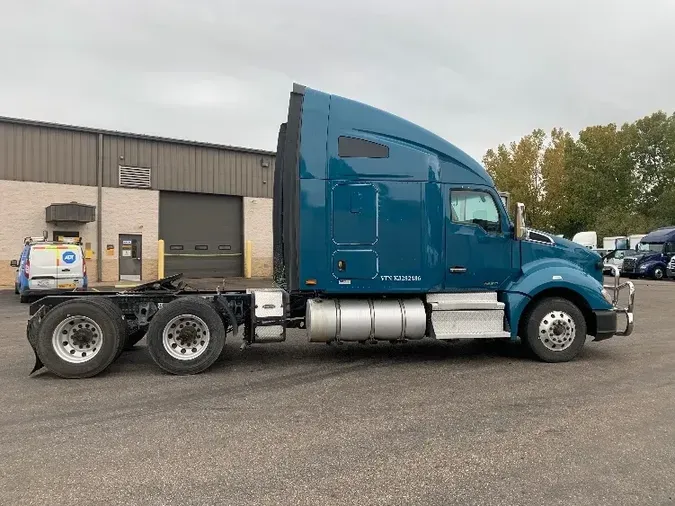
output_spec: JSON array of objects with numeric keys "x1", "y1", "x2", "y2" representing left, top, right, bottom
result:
[{"x1": 1, "y1": 0, "x2": 674, "y2": 160}]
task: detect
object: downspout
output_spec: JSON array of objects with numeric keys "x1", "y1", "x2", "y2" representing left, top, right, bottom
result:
[{"x1": 97, "y1": 133, "x2": 103, "y2": 282}]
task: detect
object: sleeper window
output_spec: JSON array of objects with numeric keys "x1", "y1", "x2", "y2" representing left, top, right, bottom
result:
[{"x1": 451, "y1": 190, "x2": 501, "y2": 233}]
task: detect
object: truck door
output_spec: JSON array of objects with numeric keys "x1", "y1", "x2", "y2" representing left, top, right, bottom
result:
[
  {"x1": 445, "y1": 186, "x2": 515, "y2": 291},
  {"x1": 55, "y1": 245, "x2": 85, "y2": 289}
]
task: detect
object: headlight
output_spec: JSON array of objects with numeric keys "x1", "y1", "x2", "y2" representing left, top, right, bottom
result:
[
  {"x1": 601, "y1": 288, "x2": 613, "y2": 305},
  {"x1": 639, "y1": 264, "x2": 647, "y2": 270}
]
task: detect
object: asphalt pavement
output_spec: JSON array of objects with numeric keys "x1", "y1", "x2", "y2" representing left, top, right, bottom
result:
[{"x1": 0, "y1": 279, "x2": 673, "y2": 506}]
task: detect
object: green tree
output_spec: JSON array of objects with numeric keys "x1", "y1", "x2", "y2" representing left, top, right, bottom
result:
[
  {"x1": 623, "y1": 111, "x2": 675, "y2": 217},
  {"x1": 484, "y1": 110, "x2": 675, "y2": 241},
  {"x1": 541, "y1": 128, "x2": 576, "y2": 236},
  {"x1": 563, "y1": 123, "x2": 635, "y2": 238},
  {"x1": 483, "y1": 129, "x2": 547, "y2": 229}
]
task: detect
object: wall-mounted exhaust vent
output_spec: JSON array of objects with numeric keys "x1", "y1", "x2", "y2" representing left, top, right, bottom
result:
[{"x1": 119, "y1": 165, "x2": 152, "y2": 188}]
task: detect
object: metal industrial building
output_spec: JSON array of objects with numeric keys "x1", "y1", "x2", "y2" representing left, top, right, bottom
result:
[{"x1": 0, "y1": 116, "x2": 275, "y2": 286}]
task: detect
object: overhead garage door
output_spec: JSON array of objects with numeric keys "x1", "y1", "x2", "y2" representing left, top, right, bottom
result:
[{"x1": 159, "y1": 191, "x2": 243, "y2": 278}]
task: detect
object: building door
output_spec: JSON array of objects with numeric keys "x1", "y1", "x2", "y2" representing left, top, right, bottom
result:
[
  {"x1": 159, "y1": 191, "x2": 243, "y2": 278},
  {"x1": 54, "y1": 230, "x2": 81, "y2": 242},
  {"x1": 119, "y1": 234, "x2": 142, "y2": 281}
]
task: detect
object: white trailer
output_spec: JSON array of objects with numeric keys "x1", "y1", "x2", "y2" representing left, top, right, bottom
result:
[
  {"x1": 629, "y1": 234, "x2": 646, "y2": 249},
  {"x1": 603, "y1": 236, "x2": 629, "y2": 251},
  {"x1": 572, "y1": 231, "x2": 597, "y2": 249}
]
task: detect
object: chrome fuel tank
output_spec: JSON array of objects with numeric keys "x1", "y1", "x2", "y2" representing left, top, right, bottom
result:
[{"x1": 306, "y1": 298, "x2": 427, "y2": 342}]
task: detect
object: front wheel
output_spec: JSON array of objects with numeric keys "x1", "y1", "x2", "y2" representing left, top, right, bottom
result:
[
  {"x1": 653, "y1": 267, "x2": 665, "y2": 280},
  {"x1": 521, "y1": 297, "x2": 587, "y2": 363}
]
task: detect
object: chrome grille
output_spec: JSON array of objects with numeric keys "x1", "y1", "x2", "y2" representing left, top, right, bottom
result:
[{"x1": 622, "y1": 258, "x2": 637, "y2": 272}]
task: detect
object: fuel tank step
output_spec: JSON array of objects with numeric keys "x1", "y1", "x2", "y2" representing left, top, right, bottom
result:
[{"x1": 426, "y1": 292, "x2": 510, "y2": 340}]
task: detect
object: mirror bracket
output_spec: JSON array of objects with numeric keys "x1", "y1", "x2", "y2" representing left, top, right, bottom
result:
[{"x1": 515, "y1": 202, "x2": 527, "y2": 239}]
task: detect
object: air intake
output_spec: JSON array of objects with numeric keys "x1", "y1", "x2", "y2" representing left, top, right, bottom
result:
[{"x1": 119, "y1": 165, "x2": 152, "y2": 188}]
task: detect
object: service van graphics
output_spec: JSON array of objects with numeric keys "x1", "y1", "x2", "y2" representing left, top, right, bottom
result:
[{"x1": 14, "y1": 241, "x2": 87, "y2": 300}]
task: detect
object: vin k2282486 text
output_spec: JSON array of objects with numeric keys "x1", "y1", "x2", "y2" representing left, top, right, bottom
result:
[{"x1": 380, "y1": 275, "x2": 422, "y2": 282}]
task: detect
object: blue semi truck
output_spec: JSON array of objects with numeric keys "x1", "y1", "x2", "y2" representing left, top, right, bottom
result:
[
  {"x1": 24, "y1": 84, "x2": 636, "y2": 379},
  {"x1": 621, "y1": 226, "x2": 675, "y2": 280}
]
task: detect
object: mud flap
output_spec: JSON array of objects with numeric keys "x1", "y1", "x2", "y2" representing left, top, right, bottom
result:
[
  {"x1": 30, "y1": 350, "x2": 44, "y2": 375},
  {"x1": 26, "y1": 308, "x2": 45, "y2": 375}
]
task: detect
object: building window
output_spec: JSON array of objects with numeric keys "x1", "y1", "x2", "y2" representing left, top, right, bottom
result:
[{"x1": 338, "y1": 136, "x2": 389, "y2": 159}]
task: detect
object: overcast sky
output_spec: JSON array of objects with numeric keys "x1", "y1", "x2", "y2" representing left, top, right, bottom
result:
[{"x1": 1, "y1": 0, "x2": 674, "y2": 160}]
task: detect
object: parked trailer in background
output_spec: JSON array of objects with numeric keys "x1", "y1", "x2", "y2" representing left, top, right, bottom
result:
[
  {"x1": 630, "y1": 234, "x2": 646, "y2": 249},
  {"x1": 603, "y1": 236, "x2": 629, "y2": 251},
  {"x1": 572, "y1": 231, "x2": 598, "y2": 249},
  {"x1": 24, "y1": 84, "x2": 636, "y2": 379}
]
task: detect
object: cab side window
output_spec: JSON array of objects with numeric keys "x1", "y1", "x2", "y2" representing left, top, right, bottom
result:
[{"x1": 451, "y1": 190, "x2": 501, "y2": 233}]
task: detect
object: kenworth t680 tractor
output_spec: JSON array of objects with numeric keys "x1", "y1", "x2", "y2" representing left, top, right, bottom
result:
[{"x1": 24, "y1": 84, "x2": 635, "y2": 379}]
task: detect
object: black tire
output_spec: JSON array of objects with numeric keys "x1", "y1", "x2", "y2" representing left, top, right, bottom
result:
[
  {"x1": 14, "y1": 283, "x2": 19, "y2": 295},
  {"x1": 653, "y1": 267, "x2": 665, "y2": 280},
  {"x1": 520, "y1": 297, "x2": 587, "y2": 363},
  {"x1": 146, "y1": 297, "x2": 226, "y2": 375},
  {"x1": 35, "y1": 299, "x2": 122, "y2": 378},
  {"x1": 85, "y1": 298, "x2": 128, "y2": 359},
  {"x1": 124, "y1": 329, "x2": 146, "y2": 350}
]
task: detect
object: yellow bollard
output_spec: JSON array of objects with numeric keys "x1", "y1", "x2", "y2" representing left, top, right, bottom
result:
[
  {"x1": 157, "y1": 239, "x2": 165, "y2": 279},
  {"x1": 244, "y1": 240, "x2": 252, "y2": 279}
]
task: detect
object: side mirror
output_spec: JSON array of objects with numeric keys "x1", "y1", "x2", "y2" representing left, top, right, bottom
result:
[
  {"x1": 10, "y1": 260, "x2": 18, "y2": 268},
  {"x1": 515, "y1": 202, "x2": 527, "y2": 239}
]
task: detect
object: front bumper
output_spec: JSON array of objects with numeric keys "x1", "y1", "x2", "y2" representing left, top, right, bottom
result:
[
  {"x1": 602, "y1": 264, "x2": 635, "y2": 338},
  {"x1": 593, "y1": 310, "x2": 618, "y2": 341}
]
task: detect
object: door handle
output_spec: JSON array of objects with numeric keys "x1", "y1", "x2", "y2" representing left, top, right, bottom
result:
[
  {"x1": 449, "y1": 266, "x2": 467, "y2": 273},
  {"x1": 62, "y1": 268, "x2": 70, "y2": 272}
]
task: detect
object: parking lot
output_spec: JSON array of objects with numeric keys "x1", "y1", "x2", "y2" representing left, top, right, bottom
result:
[{"x1": 0, "y1": 279, "x2": 673, "y2": 506}]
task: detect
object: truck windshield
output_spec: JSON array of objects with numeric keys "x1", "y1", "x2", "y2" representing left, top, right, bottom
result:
[{"x1": 637, "y1": 243, "x2": 664, "y2": 253}]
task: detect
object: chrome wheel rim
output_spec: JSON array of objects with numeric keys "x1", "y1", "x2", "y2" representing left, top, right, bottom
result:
[
  {"x1": 538, "y1": 311, "x2": 576, "y2": 351},
  {"x1": 52, "y1": 316, "x2": 103, "y2": 363},
  {"x1": 654, "y1": 268, "x2": 664, "y2": 279},
  {"x1": 162, "y1": 314, "x2": 210, "y2": 360}
]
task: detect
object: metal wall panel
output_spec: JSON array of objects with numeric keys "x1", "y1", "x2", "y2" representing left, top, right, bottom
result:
[
  {"x1": 0, "y1": 117, "x2": 275, "y2": 198},
  {"x1": 0, "y1": 122, "x2": 97, "y2": 186},
  {"x1": 102, "y1": 134, "x2": 274, "y2": 198},
  {"x1": 159, "y1": 191, "x2": 243, "y2": 277}
]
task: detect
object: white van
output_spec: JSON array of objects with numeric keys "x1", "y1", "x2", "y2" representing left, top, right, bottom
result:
[{"x1": 11, "y1": 238, "x2": 88, "y2": 302}]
